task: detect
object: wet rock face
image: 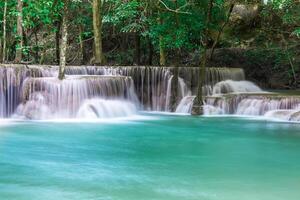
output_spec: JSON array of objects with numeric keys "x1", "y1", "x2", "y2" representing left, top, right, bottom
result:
[
  {"x1": 231, "y1": 4, "x2": 260, "y2": 27},
  {"x1": 269, "y1": 73, "x2": 292, "y2": 89}
]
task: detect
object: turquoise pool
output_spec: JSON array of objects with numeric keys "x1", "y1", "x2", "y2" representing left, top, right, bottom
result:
[{"x1": 0, "y1": 115, "x2": 300, "y2": 200}]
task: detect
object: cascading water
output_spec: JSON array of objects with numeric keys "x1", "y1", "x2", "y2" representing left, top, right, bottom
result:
[
  {"x1": 16, "y1": 75, "x2": 138, "y2": 119},
  {"x1": 65, "y1": 66, "x2": 245, "y2": 111},
  {"x1": 175, "y1": 96, "x2": 195, "y2": 113},
  {"x1": 77, "y1": 99, "x2": 137, "y2": 119},
  {"x1": 66, "y1": 66, "x2": 173, "y2": 111},
  {"x1": 174, "y1": 78, "x2": 300, "y2": 122},
  {"x1": 2, "y1": 64, "x2": 299, "y2": 121},
  {"x1": 0, "y1": 66, "x2": 55, "y2": 118},
  {"x1": 264, "y1": 109, "x2": 300, "y2": 122},
  {"x1": 205, "y1": 95, "x2": 300, "y2": 116},
  {"x1": 212, "y1": 80, "x2": 262, "y2": 95}
]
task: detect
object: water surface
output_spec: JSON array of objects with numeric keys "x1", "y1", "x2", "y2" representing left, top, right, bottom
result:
[{"x1": 0, "y1": 115, "x2": 300, "y2": 200}]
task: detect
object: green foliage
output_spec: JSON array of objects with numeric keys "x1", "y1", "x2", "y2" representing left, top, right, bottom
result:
[
  {"x1": 263, "y1": 0, "x2": 300, "y2": 35},
  {"x1": 0, "y1": 0, "x2": 298, "y2": 72},
  {"x1": 292, "y1": 28, "x2": 300, "y2": 38}
]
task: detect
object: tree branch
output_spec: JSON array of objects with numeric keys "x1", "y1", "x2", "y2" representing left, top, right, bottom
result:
[{"x1": 158, "y1": 0, "x2": 192, "y2": 15}]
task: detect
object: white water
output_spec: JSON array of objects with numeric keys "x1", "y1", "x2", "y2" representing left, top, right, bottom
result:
[
  {"x1": 172, "y1": 79, "x2": 300, "y2": 122},
  {"x1": 212, "y1": 80, "x2": 262, "y2": 95},
  {"x1": 203, "y1": 105, "x2": 224, "y2": 115},
  {"x1": 236, "y1": 99, "x2": 283, "y2": 115},
  {"x1": 165, "y1": 76, "x2": 173, "y2": 111},
  {"x1": 15, "y1": 75, "x2": 139, "y2": 119},
  {"x1": 206, "y1": 95, "x2": 300, "y2": 117},
  {"x1": 175, "y1": 96, "x2": 195, "y2": 113},
  {"x1": 2, "y1": 65, "x2": 300, "y2": 122},
  {"x1": 264, "y1": 110, "x2": 300, "y2": 122},
  {"x1": 176, "y1": 80, "x2": 264, "y2": 115},
  {"x1": 77, "y1": 99, "x2": 137, "y2": 119},
  {"x1": 1, "y1": 65, "x2": 247, "y2": 118}
]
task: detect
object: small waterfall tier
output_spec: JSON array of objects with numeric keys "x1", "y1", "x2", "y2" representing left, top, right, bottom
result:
[
  {"x1": 16, "y1": 75, "x2": 139, "y2": 119},
  {"x1": 0, "y1": 66, "x2": 55, "y2": 118},
  {"x1": 264, "y1": 110, "x2": 300, "y2": 122},
  {"x1": 175, "y1": 80, "x2": 262, "y2": 114},
  {"x1": 212, "y1": 80, "x2": 262, "y2": 95},
  {"x1": 77, "y1": 99, "x2": 137, "y2": 119},
  {"x1": 66, "y1": 66, "x2": 244, "y2": 110},
  {"x1": 205, "y1": 93, "x2": 300, "y2": 121},
  {"x1": 175, "y1": 96, "x2": 195, "y2": 113}
]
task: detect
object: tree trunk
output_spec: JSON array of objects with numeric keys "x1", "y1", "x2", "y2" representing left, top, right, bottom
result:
[
  {"x1": 148, "y1": 37, "x2": 153, "y2": 65},
  {"x1": 281, "y1": 34, "x2": 297, "y2": 85},
  {"x1": 134, "y1": 33, "x2": 141, "y2": 65},
  {"x1": 170, "y1": 0, "x2": 180, "y2": 111},
  {"x1": 0, "y1": 39, "x2": 2, "y2": 61},
  {"x1": 2, "y1": 0, "x2": 7, "y2": 63},
  {"x1": 209, "y1": 3, "x2": 234, "y2": 60},
  {"x1": 34, "y1": 31, "x2": 39, "y2": 63},
  {"x1": 55, "y1": 20, "x2": 61, "y2": 65},
  {"x1": 159, "y1": 35, "x2": 166, "y2": 66},
  {"x1": 192, "y1": 0, "x2": 214, "y2": 115},
  {"x1": 92, "y1": 0, "x2": 105, "y2": 65},
  {"x1": 23, "y1": 30, "x2": 28, "y2": 61},
  {"x1": 79, "y1": 25, "x2": 85, "y2": 65},
  {"x1": 58, "y1": 1, "x2": 68, "y2": 80},
  {"x1": 15, "y1": 0, "x2": 23, "y2": 63},
  {"x1": 158, "y1": 14, "x2": 166, "y2": 66}
]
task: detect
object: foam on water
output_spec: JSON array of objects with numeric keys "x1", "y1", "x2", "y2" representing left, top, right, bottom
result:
[
  {"x1": 0, "y1": 119, "x2": 20, "y2": 127},
  {"x1": 212, "y1": 80, "x2": 262, "y2": 95},
  {"x1": 77, "y1": 99, "x2": 137, "y2": 119}
]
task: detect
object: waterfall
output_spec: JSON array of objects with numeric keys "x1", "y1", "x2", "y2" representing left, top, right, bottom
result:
[
  {"x1": 205, "y1": 95, "x2": 300, "y2": 119},
  {"x1": 66, "y1": 66, "x2": 245, "y2": 111},
  {"x1": 174, "y1": 78, "x2": 193, "y2": 113},
  {"x1": 177, "y1": 67, "x2": 245, "y2": 95},
  {"x1": 67, "y1": 66, "x2": 173, "y2": 111},
  {"x1": 77, "y1": 99, "x2": 137, "y2": 119},
  {"x1": 0, "y1": 65, "x2": 252, "y2": 118},
  {"x1": 0, "y1": 65, "x2": 58, "y2": 118},
  {"x1": 175, "y1": 96, "x2": 195, "y2": 114},
  {"x1": 165, "y1": 75, "x2": 173, "y2": 112},
  {"x1": 4, "y1": 64, "x2": 298, "y2": 121},
  {"x1": 212, "y1": 80, "x2": 262, "y2": 95},
  {"x1": 264, "y1": 110, "x2": 300, "y2": 122},
  {"x1": 15, "y1": 75, "x2": 138, "y2": 119}
]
